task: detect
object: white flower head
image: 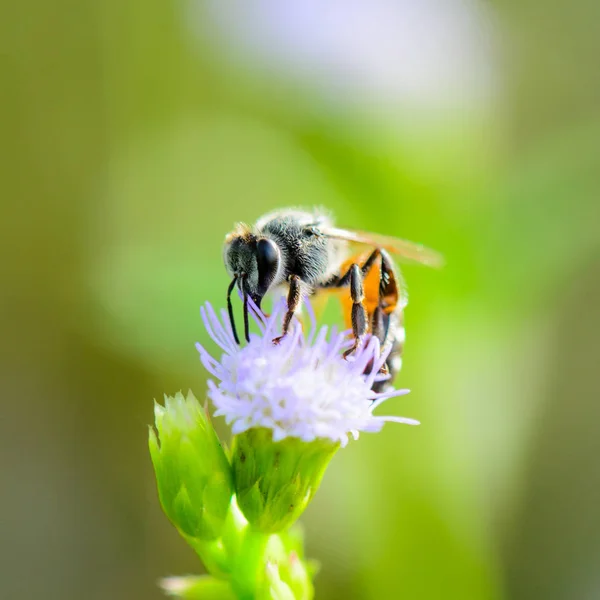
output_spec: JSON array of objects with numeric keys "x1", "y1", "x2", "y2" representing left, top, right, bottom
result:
[{"x1": 196, "y1": 299, "x2": 418, "y2": 448}]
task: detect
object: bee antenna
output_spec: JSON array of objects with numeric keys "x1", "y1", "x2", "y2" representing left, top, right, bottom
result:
[
  {"x1": 242, "y1": 279, "x2": 251, "y2": 344},
  {"x1": 227, "y1": 276, "x2": 240, "y2": 345}
]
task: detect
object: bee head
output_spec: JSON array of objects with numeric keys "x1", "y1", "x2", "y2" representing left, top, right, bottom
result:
[{"x1": 223, "y1": 225, "x2": 281, "y2": 343}]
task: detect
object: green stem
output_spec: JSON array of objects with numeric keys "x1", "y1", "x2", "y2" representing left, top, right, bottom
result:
[
  {"x1": 185, "y1": 536, "x2": 230, "y2": 579},
  {"x1": 230, "y1": 525, "x2": 270, "y2": 599}
]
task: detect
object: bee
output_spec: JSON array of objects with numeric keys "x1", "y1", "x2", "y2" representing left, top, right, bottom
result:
[{"x1": 223, "y1": 208, "x2": 442, "y2": 392}]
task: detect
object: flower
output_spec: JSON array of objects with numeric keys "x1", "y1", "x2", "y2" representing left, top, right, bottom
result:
[
  {"x1": 196, "y1": 298, "x2": 418, "y2": 448},
  {"x1": 195, "y1": 298, "x2": 419, "y2": 533}
]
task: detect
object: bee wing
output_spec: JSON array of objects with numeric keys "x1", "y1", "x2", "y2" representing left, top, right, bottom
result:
[{"x1": 324, "y1": 227, "x2": 444, "y2": 268}]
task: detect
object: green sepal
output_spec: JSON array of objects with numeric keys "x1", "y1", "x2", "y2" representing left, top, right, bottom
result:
[{"x1": 231, "y1": 428, "x2": 339, "y2": 533}]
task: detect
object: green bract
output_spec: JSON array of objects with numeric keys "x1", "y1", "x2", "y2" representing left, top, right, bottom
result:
[
  {"x1": 232, "y1": 428, "x2": 339, "y2": 533},
  {"x1": 149, "y1": 391, "x2": 233, "y2": 541}
]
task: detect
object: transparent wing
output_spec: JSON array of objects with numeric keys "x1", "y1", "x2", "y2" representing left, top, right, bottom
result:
[{"x1": 324, "y1": 226, "x2": 444, "y2": 268}]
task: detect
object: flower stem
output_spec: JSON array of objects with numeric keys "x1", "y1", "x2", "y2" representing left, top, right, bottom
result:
[
  {"x1": 230, "y1": 525, "x2": 270, "y2": 599},
  {"x1": 185, "y1": 536, "x2": 230, "y2": 579}
]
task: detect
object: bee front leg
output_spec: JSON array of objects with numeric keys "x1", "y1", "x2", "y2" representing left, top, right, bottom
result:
[
  {"x1": 273, "y1": 274, "x2": 302, "y2": 345},
  {"x1": 342, "y1": 264, "x2": 368, "y2": 359}
]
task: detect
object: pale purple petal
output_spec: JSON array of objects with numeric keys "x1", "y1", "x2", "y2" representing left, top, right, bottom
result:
[{"x1": 195, "y1": 299, "x2": 417, "y2": 444}]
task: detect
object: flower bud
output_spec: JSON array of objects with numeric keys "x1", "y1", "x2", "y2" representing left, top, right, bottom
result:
[
  {"x1": 149, "y1": 391, "x2": 233, "y2": 541},
  {"x1": 231, "y1": 428, "x2": 338, "y2": 533},
  {"x1": 263, "y1": 525, "x2": 316, "y2": 600},
  {"x1": 263, "y1": 563, "x2": 296, "y2": 600}
]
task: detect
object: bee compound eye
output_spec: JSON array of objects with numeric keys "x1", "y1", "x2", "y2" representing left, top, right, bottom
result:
[
  {"x1": 257, "y1": 238, "x2": 278, "y2": 268},
  {"x1": 256, "y1": 238, "x2": 279, "y2": 294}
]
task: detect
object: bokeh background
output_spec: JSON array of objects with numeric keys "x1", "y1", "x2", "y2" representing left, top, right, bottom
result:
[{"x1": 2, "y1": 1, "x2": 600, "y2": 599}]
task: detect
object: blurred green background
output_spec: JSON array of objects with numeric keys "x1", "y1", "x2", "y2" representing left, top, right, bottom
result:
[{"x1": 2, "y1": 1, "x2": 600, "y2": 599}]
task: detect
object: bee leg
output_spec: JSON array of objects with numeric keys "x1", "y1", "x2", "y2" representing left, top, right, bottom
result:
[
  {"x1": 374, "y1": 251, "x2": 405, "y2": 392},
  {"x1": 342, "y1": 264, "x2": 368, "y2": 358},
  {"x1": 370, "y1": 305, "x2": 395, "y2": 392},
  {"x1": 370, "y1": 306, "x2": 389, "y2": 373},
  {"x1": 357, "y1": 305, "x2": 387, "y2": 387},
  {"x1": 323, "y1": 248, "x2": 381, "y2": 288},
  {"x1": 321, "y1": 249, "x2": 387, "y2": 358},
  {"x1": 371, "y1": 305, "x2": 386, "y2": 345},
  {"x1": 273, "y1": 274, "x2": 302, "y2": 345},
  {"x1": 320, "y1": 251, "x2": 380, "y2": 357}
]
